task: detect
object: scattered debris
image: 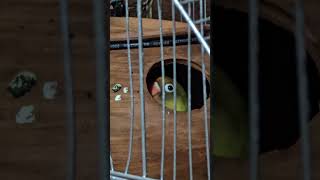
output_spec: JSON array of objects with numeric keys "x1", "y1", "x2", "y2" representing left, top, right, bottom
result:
[
  {"x1": 112, "y1": 83, "x2": 122, "y2": 93},
  {"x1": 123, "y1": 87, "x2": 129, "y2": 94},
  {"x1": 8, "y1": 71, "x2": 37, "y2": 98},
  {"x1": 43, "y1": 81, "x2": 58, "y2": 100},
  {"x1": 16, "y1": 105, "x2": 35, "y2": 124},
  {"x1": 115, "y1": 94, "x2": 122, "y2": 102}
]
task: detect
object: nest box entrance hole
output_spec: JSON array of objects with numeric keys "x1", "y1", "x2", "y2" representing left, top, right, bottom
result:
[
  {"x1": 214, "y1": 6, "x2": 320, "y2": 153},
  {"x1": 146, "y1": 59, "x2": 210, "y2": 111}
]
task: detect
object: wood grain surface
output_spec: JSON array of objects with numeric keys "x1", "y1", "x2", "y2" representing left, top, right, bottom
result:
[
  {"x1": 110, "y1": 44, "x2": 210, "y2": 180},
  {"x1": 110, "y1": 17, "x2": 189, "y2": 41}
]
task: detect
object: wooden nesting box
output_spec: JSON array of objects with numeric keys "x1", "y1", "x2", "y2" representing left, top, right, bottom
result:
[{"x1": 110, "y1": 17, "x2": 210, "y2": 179}]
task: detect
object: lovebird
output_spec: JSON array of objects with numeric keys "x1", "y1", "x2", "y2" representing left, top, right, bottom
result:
[
  {"x1": 148, "y1": 58, "x2": 320, "y2": 159},
  {"x1": 212, "y1": 7, "x2": 320, "y2": 159},
  {"x1": 149, "y1": 72, "x2": 249, "y2": 158},
  {"x1": 149, "y1": 76, "x2": 188, "y2": 112},
  {"x1": 214, "y1": 67, "x2": 249, "y2": 158}
]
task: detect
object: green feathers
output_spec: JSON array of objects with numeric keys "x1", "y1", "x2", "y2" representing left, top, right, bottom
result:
[
  {"x1": 214, "y1": 67, "x2": 249, "y2": 158},
  {"x1": 150, "y1": 70, "x2": 249, "y2": 158}
]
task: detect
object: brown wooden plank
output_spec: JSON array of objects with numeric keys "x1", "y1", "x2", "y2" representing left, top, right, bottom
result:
[
  {"x1": 110, "y1": 17, "x2": 190, "y2": 42},
  {"x1": 109, "y1": 44, "x2": 210, "y2": 179}
]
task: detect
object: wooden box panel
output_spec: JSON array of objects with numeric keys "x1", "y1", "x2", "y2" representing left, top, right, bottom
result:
[{"x1": 110, "y1": 44, "x2": 210, "y2": 179}]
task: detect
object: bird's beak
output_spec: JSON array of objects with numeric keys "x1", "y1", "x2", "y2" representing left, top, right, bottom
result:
[{"x1": 151, "y1": 82, "x2": 161, "y2": 96}]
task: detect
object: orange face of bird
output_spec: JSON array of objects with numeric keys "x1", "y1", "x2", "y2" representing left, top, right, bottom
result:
[{"x1": 150, "y1": 78, "x2": 161, "y2": 96}]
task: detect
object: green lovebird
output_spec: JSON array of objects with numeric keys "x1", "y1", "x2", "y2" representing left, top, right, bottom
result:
[
  {"x1": 214, "y1": 67, "x2": 249, "y2": 158},
  {"x1": 149, "y1": 71, "x2": 249, "y2": 158},
  {"x1": 149, "y1": 76, "x2": 188, "y2": 112}
]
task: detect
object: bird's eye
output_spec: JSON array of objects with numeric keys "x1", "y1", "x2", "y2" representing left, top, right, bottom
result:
[{"x1": 164, "y1": 83, "x2": 174, "y2": 93}]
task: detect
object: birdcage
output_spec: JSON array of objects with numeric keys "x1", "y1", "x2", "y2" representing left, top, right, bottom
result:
[
  {"x1": 109, "y1": 0, "x2": 211, "y2": 179},
  {"x1": 2, "y1": 0, "x2": 320, "y2": 180}
]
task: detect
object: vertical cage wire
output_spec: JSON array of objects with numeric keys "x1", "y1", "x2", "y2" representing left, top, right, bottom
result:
[
  {"x1": 187, "y1": 1, "x2": 193, "y2": 180},
  {"x1": 58, "y1": 0, "x2": 77, "y2": 180},
  {"x1": 60, "y1": 0, "x2": 76, "y2": 180},
  {"x1": 248, "y1": 0, "x2": 260, "y2": 179},
  {"x1": 123, "y1": 0, "x2": 136, "y2": 175},
  {"x1": 137, "y1": 0, "x2": 148, "y2": 177},
  {"x1": 93, "y1": 0, "x2": 109, "y2": 179},
  {"x1": 199, "y1": 0, "x2": 211, "y2": 178},
  {"x1": 155, "y1": 0, "x2": 167, "y2": 179},
  {"x1": 171, "y1": 0, "x2": 177, "y2": 179},
  {"x1": 295, "y1": 0, "x2": 312, "y2": 180},
  {"x1": 110, "y1": 155, "x2": 114, "y2": 171}
]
